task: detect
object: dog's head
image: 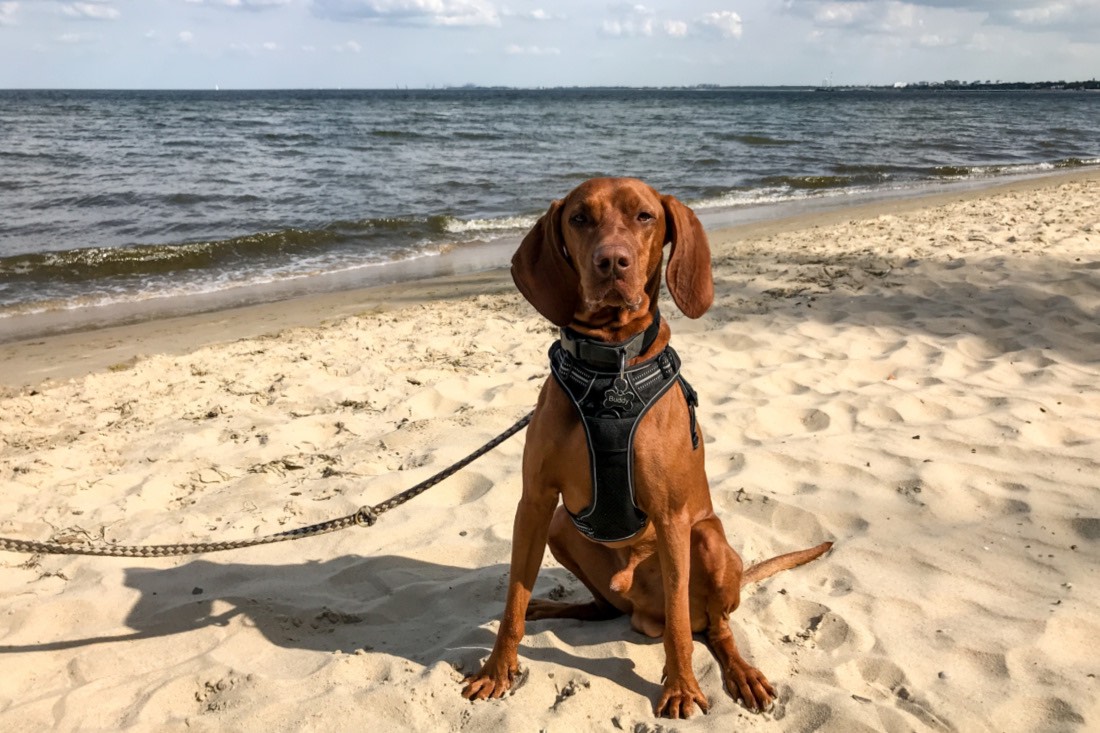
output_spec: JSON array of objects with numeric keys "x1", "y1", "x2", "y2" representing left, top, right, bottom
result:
[{"x1": 511, "y1": 177, "x2": 713, "y2": 331}]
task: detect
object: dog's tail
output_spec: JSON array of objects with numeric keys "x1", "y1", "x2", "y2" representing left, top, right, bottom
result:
[{"x1": 741, "y1": 541, "x2": 833, "y2": 588}]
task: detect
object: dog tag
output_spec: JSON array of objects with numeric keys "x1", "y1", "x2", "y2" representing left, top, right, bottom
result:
[{"x1": 603, "y1": 377, "x2": 634, "y2": 411}]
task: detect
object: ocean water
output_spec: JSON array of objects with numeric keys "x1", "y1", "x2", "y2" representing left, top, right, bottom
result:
[{"x1": 1, "y1": 88, "x2": 1098, "y2": 335}]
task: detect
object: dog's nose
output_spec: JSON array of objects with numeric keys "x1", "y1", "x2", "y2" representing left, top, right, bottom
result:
[{"x1": 593, "y1": 244, "x2": 632, "y2": 278}]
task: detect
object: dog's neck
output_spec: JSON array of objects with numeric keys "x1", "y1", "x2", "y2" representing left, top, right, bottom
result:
[{"x1": 559, "y1": 308, "x2": 663, "y2": 371}]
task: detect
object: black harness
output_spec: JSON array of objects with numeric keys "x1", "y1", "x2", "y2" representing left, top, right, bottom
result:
[{"x1": 550, "y1": 313, "x2": 700, "y2": 543}]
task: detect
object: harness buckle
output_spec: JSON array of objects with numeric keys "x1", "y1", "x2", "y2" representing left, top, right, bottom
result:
[{"x1": 657, "y1": 352, "x2": 674, "y2": 379}]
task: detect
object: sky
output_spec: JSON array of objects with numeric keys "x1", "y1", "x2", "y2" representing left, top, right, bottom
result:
[{"x1": 0, "y1": 1, "x2": 1098, "y2": 89}]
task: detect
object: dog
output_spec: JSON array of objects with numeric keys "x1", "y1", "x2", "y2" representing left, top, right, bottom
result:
[{"x1": 461, "y1": 177, "x2": 832, "y2": 718}]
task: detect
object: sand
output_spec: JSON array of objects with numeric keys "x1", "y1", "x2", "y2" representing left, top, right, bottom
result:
[{"x1": 1, "y1": 171, "x2": 1098, "y2": 732}]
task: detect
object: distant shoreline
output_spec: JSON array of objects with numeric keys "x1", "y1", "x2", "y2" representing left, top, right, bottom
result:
[{"x1": 1, "y1": 81, "x2": 1098, "y2": 92}]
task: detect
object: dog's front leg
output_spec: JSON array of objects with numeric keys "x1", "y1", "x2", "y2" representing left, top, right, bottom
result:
[
  {"x1": 654, "y1": 514, "x2": 709, "y2": 718},
  {"x1": 462, "y1": 490, "x2": 557, "y2": 701}
]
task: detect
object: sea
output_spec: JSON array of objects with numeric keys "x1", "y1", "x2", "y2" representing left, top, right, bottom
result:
[{"x1": 1, "y1": 87, "x2": 1098, "y2": 340}]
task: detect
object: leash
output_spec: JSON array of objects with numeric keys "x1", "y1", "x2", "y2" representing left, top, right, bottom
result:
[{"x1": 0, "y1": 411, "x2": 533, "y2": 558}]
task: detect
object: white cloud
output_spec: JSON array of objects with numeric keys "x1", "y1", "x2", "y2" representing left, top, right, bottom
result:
[
  {"x1": 61, "y1": 2, "x2": 120, "y2": 20},
  {"x1": 262, "y1": 41, "x2": 279, "y2": 50},
  {"x1": 918, "y1": 32, "x2": 954, "y2": 46},
  {"x1": 57, "y1": 31, "x2": 96, "y2": 43},
  {"x1": 787, "y1": 0, "x2": 1100, "y2": 36},
  {"x1": 0, "y1": 2, "x2": 17, "y2": 27},
  {"x1": 178, "y1": 30, "x2": 194, "y2": 43},
  {"x1": 663, "y1": 19, "x2": 688, "y2": 37},
  {"x1": 601, "y1": 4, "x2": 660, "y2": 37},
  {"x1": 500, "y1": 6, "x2": 560, "y2": 21},
  {"x1": 185, "y1": 0, "x2": 294, "y2": 8},
  {"x1": 333, "y1": 40, "x2": 362, "y2": 52},
  {"x1": 602, "y1": 5, "x2": 744, "y2": 40},
  {"x1": 998, "y1": 0, "x2": 1100, "y2": 30},
  {"x1": 699, "y1": 10, "x2": 742, "y2": 38},
  {"x1": 505, "y1": 43, "x2": 560, "y2": 55},
  {"x1": 800, "y1": 1, "x2": 873, "y2": 28},
  {"x1": 313, "y1": 0, "x2": 501, "y2": 26}
]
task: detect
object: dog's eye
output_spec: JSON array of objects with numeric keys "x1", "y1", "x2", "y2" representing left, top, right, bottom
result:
[
  {"x1": 637, "y1": 211, "x2": 655, "y2": 222},
  {"x1": 569, "y1": 213, "x2": 589, "y2": 226}
]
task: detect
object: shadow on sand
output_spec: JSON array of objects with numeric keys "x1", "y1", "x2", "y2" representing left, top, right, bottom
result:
[{"x1": 0, "y1": 553, "x2": 662, "y2": 701}]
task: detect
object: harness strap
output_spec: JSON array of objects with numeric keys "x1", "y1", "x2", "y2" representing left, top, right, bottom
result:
[
  {"x1": 549, "y1": 339, "x2": 693, "y2": 543},
  {"x1": 678, "y1": 377, "x2": 700, "y2": 450}
]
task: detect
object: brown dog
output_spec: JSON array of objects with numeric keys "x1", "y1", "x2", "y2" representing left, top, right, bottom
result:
[{"x1": 461, "y1": 178, "x2": 832, "y2": 718}]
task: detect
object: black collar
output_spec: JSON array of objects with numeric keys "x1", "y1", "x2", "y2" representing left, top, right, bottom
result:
[{"x1": 559, "y1": 310, "x2": 662, "y2": 370}]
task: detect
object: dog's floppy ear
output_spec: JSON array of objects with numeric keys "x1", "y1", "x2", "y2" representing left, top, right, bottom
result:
[
  {"x1": 511, "y1": 200, "x2": 580, "y2": 327},
  {"x1": 662, "y1": 195, "x2": 713, "y2": 318}
]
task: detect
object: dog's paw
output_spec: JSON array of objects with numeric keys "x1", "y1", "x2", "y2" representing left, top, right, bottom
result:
[
  {"x1": 461, "y1": 657, "x2": 520, "y2": 701},
  {"x1": 655, "y1": 676, "x2": 709, "y2": 719},
  {"x1": 723, "y1": 662, "x2": 776, "y2": 713}
]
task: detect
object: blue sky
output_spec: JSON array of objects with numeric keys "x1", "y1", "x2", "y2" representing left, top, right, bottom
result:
[{"x1": 1, "y1": 1, "x2": 1098, "y2": 88}]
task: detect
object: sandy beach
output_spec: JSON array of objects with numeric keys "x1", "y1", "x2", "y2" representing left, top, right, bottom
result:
[{"x1": 1, "y1": 171, "x2": 1098, "y2": 732}]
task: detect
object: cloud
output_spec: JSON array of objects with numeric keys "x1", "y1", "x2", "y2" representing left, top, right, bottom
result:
[
  {"x1": 505, "y1": 43, "x2": 560, "y2": 55},
  {"x1": 333, "y1": 40, "x2": 362, "y2": 52},
  {"x1": 56, "y1": 30, "x2": 103, "y2": 43},
  {"x1": 601, "y1": 4, "x2": 658, "y2": 37},
  {"x1": 601, "y1": 5, "x2": 744, "y2": 40},
  {"x1": 184, "y1": 0, "x2": 294, "y2": 9},
  {"x1": 502, "y1": 7, "x2": 557, "y2": 21},
  {"x1": 664, "y1": 19, "x2": 687, "y2": 37},
  {"x1": 0, "y1": 1, "x2": 17, "y2": 27},
  {"x1": 990, "y1": 0, "x2": 1100, "y2": 32},
  {"x1": 787, "y1": 1, "x2": 915, "y2": 32},
  {"x1": 785, "y1": 0, "x2": 1100, "y2": 36},
  {"x1": 312, "y1": 0, "x2": 501, "y2": 26},
  {"x1": 178, "y1": 30, "x2": 194, "y2": 43},
  {"x1": 61, "y1": 2, "x2": 120, "y2": 20},
  {"x1": 917, "y1": 32, "x2": 954, "y2": 46},
  {"x1": 699, "y1": 10, "x2": 742, "y2": 38}
]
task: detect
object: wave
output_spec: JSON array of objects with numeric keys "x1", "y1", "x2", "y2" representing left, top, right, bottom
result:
[
  {"x1": 690, "y1": 157, "x2": 1100, "y2": 210},
  {"x1": 760, "y1": 174, "x2": 859, "y2": 190},
  {"x1": 442, "y1": 214, "x2": 537, "y2": 234},
  {"x1": 371, "y1": 129, "x2": 429, "y2": 139},
  {"x1": 719, "y1": 133, "x2": 796, "y2": 146},
  {"x1": 0, "y1": 212, "x2": 534, "y2": 287},
  {"x1": 927, "y1": 159, "x2": 1100, "y2": 178}
]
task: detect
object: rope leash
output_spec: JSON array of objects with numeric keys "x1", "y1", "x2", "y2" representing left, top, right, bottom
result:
[{"x1": 0, "y1": 411, "x2": 532, "y2": 558}]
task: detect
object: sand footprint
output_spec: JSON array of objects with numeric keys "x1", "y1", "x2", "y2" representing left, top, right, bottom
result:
[
  {"x1": 837, "y1": 656, "x2": 955, "y2": 732},
  {"x1": 717, "y1": 490, "x2": 832, "y2": 548},
  {"x1": 747, "y1": 405, "x2": 832, "y2": 440}
]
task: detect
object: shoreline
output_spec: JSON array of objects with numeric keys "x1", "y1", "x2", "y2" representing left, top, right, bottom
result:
[
  {"x1": 3, "y1": 167, "x2": 1098, "y2": 389},
  {"x1": 4, "y1": 167, "x2": 1081, "y2": 346}
]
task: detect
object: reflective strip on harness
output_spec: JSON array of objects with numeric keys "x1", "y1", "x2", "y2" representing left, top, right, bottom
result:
[{"x1": 549, "y1": 341, "x2": 698, "y2": 543}]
